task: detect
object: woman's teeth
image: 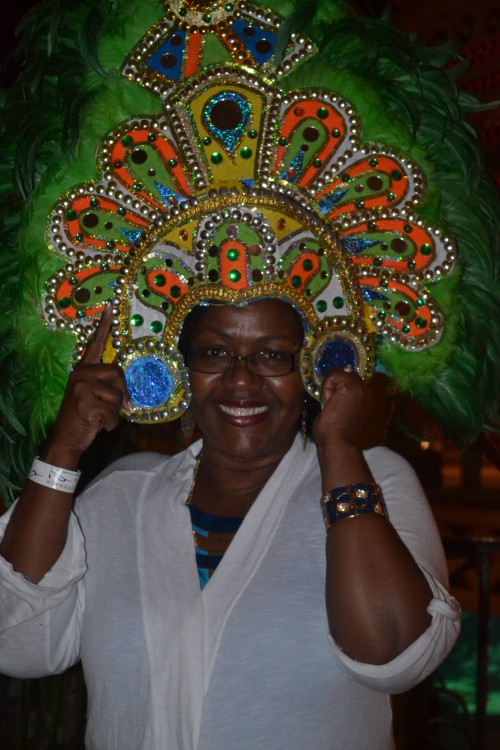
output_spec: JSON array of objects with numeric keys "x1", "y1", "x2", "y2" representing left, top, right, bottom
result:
[{"x1": 219, "y1": 405, "x2": 268, "y2": 417}]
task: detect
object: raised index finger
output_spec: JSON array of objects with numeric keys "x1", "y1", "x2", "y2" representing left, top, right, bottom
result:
[{"x1": 82, "y1": 306, "x2": 114, "y2": 365}]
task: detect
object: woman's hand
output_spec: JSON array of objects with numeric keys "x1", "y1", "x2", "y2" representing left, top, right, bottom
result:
[
  {"x1": 312, "y1": 367, "x2": 369, "y2": 450},
  {"x1": 47, "y1": 307, "x2": 131, "y2": 466},
  {"x1": 0, "y1": 308, "x2": 132, "y2": 582}
]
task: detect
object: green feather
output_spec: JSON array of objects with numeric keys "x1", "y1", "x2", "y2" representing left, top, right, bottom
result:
[{"x1": 0, "y1": 0, "x2": 499, "y2": 503}]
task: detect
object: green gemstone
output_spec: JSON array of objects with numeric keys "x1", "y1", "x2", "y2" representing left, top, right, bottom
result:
[
  {"x1": 369, "y1": 158, "x2": 379, "y2": 168},
  {"x1": 75, "y1": 233, "x2": 84, "y2": 242},
  {"x1": 67, "y1": 209, "x2": 77, "y2": 220},
  {"x1": 402, "y1": 324, "x2": 411, "y2": 333},
  {"x1": 134, "y1": 181, "x2": 143, "y2": 191},
  {"x1": 341, "y1": 173, "x2": 351, "y2": 182},
  {"x1": 373, "y1": 256, "x2": 383, "y2": 267},
  {"x1": 211, "y1": 152, "x2": 223, "y2": 165},
  {"x1": 378, "y1": 310, "x2": 387, "y2": 320},
  {"x1": 407, "y1": 260, "x2": 416, "y2": 270},
  {"x1": 118, "y1": 207, "x2": 127, "y2": 216},
  {"x1": 154, "y1": 274, "x2": 167, "y2": 287},
  {"x1": 416, "y1": 297, "x2": 425, "y2": 307},
  {"x1": 225, "y1": 2, "x2": 234, "y2": 10},
  {"x1": 106, "y1": 241, "x2": 116, "y2": 251},
  {"x1": 131, "y1": 314, "x2": 144, "y2": 327},
  {"x1": 203, "y1": 13, "x2": 212, "y2": 21},
  {"x1": 147, "y1": 133, "x2": 157, "y2": 142},
  {"x1": 420, "y1": 243, "x2": 432, "y2": 256},
  {"x1": 101, "y1": 263, "x2": 109, "y2": 272},
  {"x1": 70, "y1": 277, "x2": 78, "y2": 285},
  {"x1": 150, "y1": 320, "x2": 163, "y2": 333},
  {"x1": 178, "y1": 6, "x2": 187, "y2": 16},
  {"x1": 333, "y1": 296, "x2": 344, "y2": 309},
  {"x1": 355, "y1": 199, "x2": 365, "y2": 209},
  {"x1": 278, "y1": 136, "x2": 288, "y2": 146},
  {"x1": 121, "y1": 135, "x2": 133, "y2": 147},
  {"x1": 387, "y1": 192, "x2": 396, "y2": 201},
  {"x1": 248, "y1": 129, "x2": 258, "y2": 139},
  {"x1": 170, "y1": 285, "x2": 182, "y2": 298},
  {"x1": 368, "y1": 221, "x2": 377, "y2": 231},
  {"x1": 77, "y1": 309, "x2": 86, "y2": 319},
  {"x1": 168, "y1": 158, "x2": 178, "y2": 167},
  {"x1": 227, "y1": 248, "x2": 240, "y2": 261},
  {"x1": 313, "y1": 159, "x2": 322, "y2": 168},
  {"x1": 302, "y1": 258, "x2": 313, "y2": 271},
  {"x1": 380, "y1": 278, "x2": 389, "y2": 288},
  {"x1": 331, "y1": 128, "x2": 341, "y2": 137},
  {"x1": 316, "y1": 300, "x2": 327, "y2": 313},
  {"x1": 317, "y1": 107, "x2": 329, "y2": 119},
  {"x1": 391, "y1": 170, "x2": 403, "y2": 181},
  {"x1": 203, "y1": 137, "x2": 212, "y2": 146},
  {"x1": 291, "y1": 275, "x2": 302, "y2": 289},
  {"x1": 240, "y1": 147, "x2": 252, "y2": 159},
  {"x1": 59, "y1": 297, "x2": 71, "y2": 309},
  {"x1": 90, "y1": 197, "x2": 99, "y2": 208},
  {"x1": 404, "y1": 224, "x2": 413, "y2": 233},
  {"x1": 228, "y1": 270, "x2": 241, "y2": 282},
  {"x1": 415, "y1": 317, "x2": 427, "y2": 329}
]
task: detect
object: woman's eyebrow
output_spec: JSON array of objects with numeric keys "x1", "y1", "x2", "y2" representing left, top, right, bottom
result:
[{"x1": 193, "y1": 328, "x2": 301, "y2": 344}]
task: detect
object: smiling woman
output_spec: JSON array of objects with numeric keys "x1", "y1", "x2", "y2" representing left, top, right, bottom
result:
[
  {"x1": 1, "y1": 0, "x2": 484, "y2": 745},
  {"x1": 185, "y1": 301, "x2": 305, "y2": 501}
]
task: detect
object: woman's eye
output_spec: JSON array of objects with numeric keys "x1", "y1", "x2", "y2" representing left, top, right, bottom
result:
[
  {"x1": 204, "y1": 348, "x2": 229, "y2": 359},
  {"x1": 260, "y1": 350, "x2": 286, "y2": 361}
]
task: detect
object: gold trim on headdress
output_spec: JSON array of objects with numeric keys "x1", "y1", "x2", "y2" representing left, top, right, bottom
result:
[{"x1": 41, "y1": 1, "x2": 456, "y2": 422}]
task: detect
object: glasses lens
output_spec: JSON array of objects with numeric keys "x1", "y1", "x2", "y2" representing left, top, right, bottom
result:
[
  {"x1": 188, "y1": 349, "x2": 232, "y2": 373},
  {"x1": 248, "y1": 351, "x2": 295, "y2": 376}
]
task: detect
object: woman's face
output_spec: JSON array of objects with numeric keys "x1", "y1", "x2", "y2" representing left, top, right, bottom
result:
[{"x1": 187, "y1": 299, "x2": 305, "y2": 465}]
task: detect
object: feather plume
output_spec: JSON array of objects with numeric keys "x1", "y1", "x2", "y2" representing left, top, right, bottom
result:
[{"x1": 0, "y1": 0, "x2": 499, "y2": 503}]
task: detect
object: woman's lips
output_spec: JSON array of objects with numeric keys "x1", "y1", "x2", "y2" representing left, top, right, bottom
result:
[{"x1": 217, "y1": 403, "x2": 269, "y2": 425}]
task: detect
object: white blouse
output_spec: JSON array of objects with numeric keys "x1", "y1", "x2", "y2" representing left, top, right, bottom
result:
[{"x1": 0, "y1": 436, "x2": 461, "y2": 749}]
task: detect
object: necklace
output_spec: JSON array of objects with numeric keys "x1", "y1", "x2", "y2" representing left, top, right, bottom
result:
[{"x1": 186, "y1": 453, "x2": 202, "y2": 506}]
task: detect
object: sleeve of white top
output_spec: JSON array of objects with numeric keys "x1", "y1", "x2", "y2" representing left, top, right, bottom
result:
[
  {"x1": 0, "y1": 501, "x2": 87, "y2": 678},
  {"x1": 329, "y1": 446, "x2": 462, "y2": 693}
]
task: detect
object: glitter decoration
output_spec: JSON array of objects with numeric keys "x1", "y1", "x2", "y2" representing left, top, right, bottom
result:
[
  {"x1": 125, "y1": 356, "x2": 175, "y2": 408},
  {"x1": 40, "y1": 0, "x2": 458, "y2": 424},
  {"x1": 316, "y1": 339, "x2": 358, "y2": 378},
  {"x1": 204, "y1": 91, "x2": 253, "y2": 154}
]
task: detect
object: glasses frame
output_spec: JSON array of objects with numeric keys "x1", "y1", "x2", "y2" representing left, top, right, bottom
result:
[{"x1": 187, "y1": 347, "x2": 301, "y2": 377}]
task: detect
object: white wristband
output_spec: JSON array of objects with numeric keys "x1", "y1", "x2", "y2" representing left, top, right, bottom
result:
[{"x1": 28, "y1": 457, "x2": 81, "y2": 494}]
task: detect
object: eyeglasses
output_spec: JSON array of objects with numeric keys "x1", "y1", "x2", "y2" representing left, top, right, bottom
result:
[{"x1": 188, "y1": 347, "x2": 300, "y2": 377}]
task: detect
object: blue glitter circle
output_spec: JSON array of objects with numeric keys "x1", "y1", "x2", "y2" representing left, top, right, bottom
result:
[
  {"x1": 125, "y1": 356, "x2": 175, "y2": 408},
  {"x1": 316, "y1": 339, "x2": 357, "y2": 378}
]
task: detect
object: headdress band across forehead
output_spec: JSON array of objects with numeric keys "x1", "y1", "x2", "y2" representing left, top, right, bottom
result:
[{"x1": 41, "y1": 0, "x2": 457, "y2": 423}]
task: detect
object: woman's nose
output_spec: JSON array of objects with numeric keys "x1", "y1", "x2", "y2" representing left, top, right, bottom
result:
[{"x1": 222, "y1": 356, "x2": 260, "y2": 386}]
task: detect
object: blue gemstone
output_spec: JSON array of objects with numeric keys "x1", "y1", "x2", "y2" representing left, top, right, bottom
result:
[
  {"x1": 125, "y1": 356, "x2": 175, "y2": 408},
  {"x1": 316, "y1": 339, "x2": 357, "y2": 378}
]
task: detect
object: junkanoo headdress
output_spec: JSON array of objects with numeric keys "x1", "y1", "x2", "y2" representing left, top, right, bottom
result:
[
  {"x1": 40, "y1": 0, "x2": 458, "y2": 423},
  {"x1": 2, "y1": 0, "x2": 499, "y2": 496}
]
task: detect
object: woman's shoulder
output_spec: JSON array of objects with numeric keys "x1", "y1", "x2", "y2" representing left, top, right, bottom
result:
[{"x1": 79, "y1": 441, "x2": 202, "y2": 498}]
